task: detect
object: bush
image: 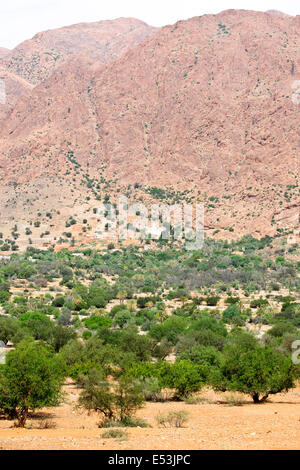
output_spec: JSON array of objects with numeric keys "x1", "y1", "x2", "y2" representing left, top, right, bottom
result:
[
  {"x1": 52, "y1": 296, "x2": 65, "y2": 307},
  {"x1": 156, "y1": 410, "x2": 189, "y2": 428},
  {"x1": 137, "y1": 296, "x2": 159, "y2": 309},
  {"x1": 250, "y1": 298, "x2": 268, "y2": 308},
  {"x1": 177, "y1": 327, "x2": 226, "y2": 352},
  {"x1": 149, "y1": 316, "x2": 187, "y2": 344},
  {"x1": 206, "y1": 296, "x2": 220, "y2": 306},
  {"x1": 135, "y1": 376, "x2": 163, "y2": 402},
  {"x1": 84, "y1": 315, "x2": 112, "y2": 330},
  {"x1": 177, "y1": 345, "x2": 221, "y2": 369},
  {"x1": 78, "y1": 370, "x2": 145, "y2": 425},
  {"x1": 18, "y1": 312, "x2": 53, "y2": 341},
  {"x1": 101, "y1": 416, "x2": 148, "y2": 428},
  {"x1": 0, "y1": 316, "x2": 21, "y2": 344},
  {"x1": 225, "y1": 297, "x2": 240, "y2": 305},
  {"x1": 267, "y1": 322, "x2": 296, "y2": 338},
  {"x1": 36, "y1": 419, "x2": 57, "y2": 429},
  {"x1": 0, "y1": 290, "x2": 11, "y2": 303},
  {"x1": 82, "y1": 331, "x2": 92, "y2": 340},
  {"x1": 57, "y1": 309, "x2": 72, "y2": 326},
  {"x1": 222, "y1": 304, "x2": 242, "y2": 323},
  {"x1": 183, "y1": 395, "x2": 209, "y2": 404},
  {"x1": 223, "y1": 392, "x2": 245, "y2": 406},
  {"x1": 113, "y1": 310, "x2": 134, "y2": 328},
  {"x1": 102, "y1": 429, "x2": 128, "y2": 439}
]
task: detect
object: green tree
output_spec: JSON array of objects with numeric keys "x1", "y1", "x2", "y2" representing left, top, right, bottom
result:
[
  {"x1": 18, "y1": 312, "x2": 53, "y2": 341},
  {"x1": 213, "y1": 345, "x2": 295, "y2": 403},
  {"x1": 113, "y1": 310, "x2": 134, "y2": 328},
  {"x1": 164, "y1": 360, "x2": 204, "y2": 399},
  {"x1": 0, "y1": 316, "x2": 20, "y2": 344},
  {"x1": 84, "y1": 315, "x2": 112, "y2": 330},
  {"x1": 0, "y1": 340, "x2": 64, "y2": 427},
  {"x1": 149, "y1": 316, "x2": 187, "y2": 344},
  {"x1": 78, "y1": 369, "x2": 144, "y2": 425},
  {"x1": 0, "y1": 289, "x2": 11, "y2": 303},
  {"x1": 49, "y1": 325, "x2": 77, "y2": 352},
  {"x1": 222, "y1": 304, "x2": 241, "y2": 323}
]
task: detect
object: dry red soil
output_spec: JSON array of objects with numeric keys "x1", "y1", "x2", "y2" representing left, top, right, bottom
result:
[{"x1": 0, "y1": 383, "x2": 299, "y2": 450}]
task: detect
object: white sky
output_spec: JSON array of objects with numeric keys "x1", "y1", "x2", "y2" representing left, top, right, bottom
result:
[{"x1": 0, "y1": 0, "x2": 299, "y2": 49}]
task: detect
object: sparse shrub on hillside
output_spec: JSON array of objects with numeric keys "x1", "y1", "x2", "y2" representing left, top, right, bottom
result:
[
  {"x1": 206, "y1": 296, "x2": 220, "y2": 306},
  {"x1": 222, "y1": 304, "x2": 242, "y2": 323},
  {"x1": 225, "y1": 297, "x2": 240, "y2": 305},
  {"x1": 250, "y1": 298, "x2": 269, "y2": 308}
]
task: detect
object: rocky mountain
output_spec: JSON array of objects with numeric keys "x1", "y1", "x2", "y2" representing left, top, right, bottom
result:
[
  {"x1": 0, "y1": 18, "x2": 157, "y2": 85},
  {"x1": 0, "y1": 48, "x2": 9, "y2": 59},
  {"x1": 0, "y1": 66, "x2": 33, "y2": 120},
  {"x1": 266, "y1": 10, "x2": 291, "y2": 18},
  {"x1": 0, "y1": 10, "x2": 299, "y2": 247}
]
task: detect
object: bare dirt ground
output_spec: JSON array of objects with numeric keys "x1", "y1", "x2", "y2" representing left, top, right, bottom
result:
[{"x1": 0, "y1": 383, "x2": 299, "y2": 450}]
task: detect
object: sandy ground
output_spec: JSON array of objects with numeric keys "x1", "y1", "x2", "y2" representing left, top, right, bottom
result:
[{"x1": 0, "y1": 383, "x2": 299, "y2": 450}]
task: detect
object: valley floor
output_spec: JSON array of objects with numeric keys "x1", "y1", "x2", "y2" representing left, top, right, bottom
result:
[{"x1": 0, "y1": 383, "x2": 299, "y2": 450}]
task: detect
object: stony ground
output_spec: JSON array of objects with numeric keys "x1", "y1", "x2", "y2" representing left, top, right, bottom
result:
[{"x1": 0, "y1": 383, "x2": 299, "y2": 450}]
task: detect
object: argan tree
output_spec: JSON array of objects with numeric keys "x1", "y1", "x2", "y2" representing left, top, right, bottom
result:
[
  {"x1": 212, "y1": 345, "x2": 296, "y2": 403},
  {"x1": 0, "y1": 340, "x2": 65, "y2": 427},
  {"x1": 78, "y1": 369, "x2": 145, "y2": 425}
]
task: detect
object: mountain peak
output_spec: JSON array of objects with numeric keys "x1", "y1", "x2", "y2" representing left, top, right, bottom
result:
[
  {"x1": 2, "y1": 18, "x2": 157, "y2": 85},
  {"x1": 266, "y1": 10, "x2": 291, "y2": 18}
]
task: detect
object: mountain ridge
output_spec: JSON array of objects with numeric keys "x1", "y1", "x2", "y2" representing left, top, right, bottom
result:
[
  {"x1": 0, "y1": 10, "x2": 299, "y2": 247},
  {"x1": 0, "y1": 17, "x2": 157, "y2": 86}
]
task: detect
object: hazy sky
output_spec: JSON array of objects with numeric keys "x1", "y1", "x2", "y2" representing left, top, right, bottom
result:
[{"x1": 0, "y1": 0, "x2": 299, "y2": 49}]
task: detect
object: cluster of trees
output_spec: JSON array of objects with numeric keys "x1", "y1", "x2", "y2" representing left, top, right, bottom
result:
[
  {"x1": 0, "y1": 314, "x2": 76, "y2": 352},
  {"x1": 0, "y1": 322, "x2": 297, "y2": 429},
  {"x1": 0, "y1": 235, "x2": 298, "y2": 300},
  {"x1": 0, "y1": 237, "x2": 298, "y2": 428}
]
